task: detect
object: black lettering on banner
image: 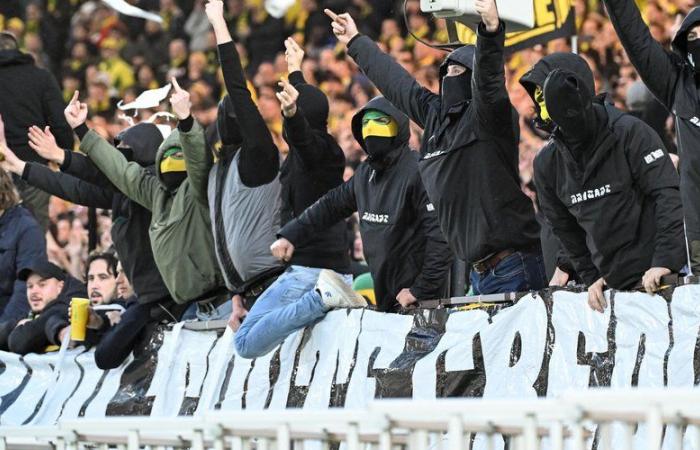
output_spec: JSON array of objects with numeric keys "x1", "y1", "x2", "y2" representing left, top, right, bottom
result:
[
  {"x1": 0, "y1": 357, "x2": 31, "y2": 417},
  {"x1": 265, "y1": 348, "x2": 282, "y2": 408},
  {"x1": 214, "y1": 354, "x2": 236, "y2": 410},
  {"x1": 578, "y1": 293, "x2": 616, "y2": 388},
  {"x1": 78, "y1": 371, "x2": 109, "y2": 417},
  {"x1": 178, "y1": 337, "x2": 220, "y2": 415},
  {"x1": 435, "y1": 334, "x2": 485, "y2": 398}
]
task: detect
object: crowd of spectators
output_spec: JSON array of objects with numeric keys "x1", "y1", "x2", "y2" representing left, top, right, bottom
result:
[
  {"x1": 0, "y1": 0, "x2": 695, "y2": 358},
  {"x1": 0, "y1": 0, "x2": 692, "y2": 280}
]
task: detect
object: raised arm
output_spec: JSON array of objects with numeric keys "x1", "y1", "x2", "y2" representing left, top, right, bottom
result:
[
  {"x1": 329, "y1": 10, "x2": 437, "y2": 129},
  {"x1": 170, "y1": 79, "x2": 212, "y2": 206},
  {"x1": 472, "y1": 0, "x2": 515, "y2": 131},
  {"x1": 206, "y1": 0, "x2": 279, "y2": 187},
  {"x1": 62, "y1": 91, "x2": 160, "y2": 211},
  {"x1": 601, "y1": 0, "x2": 682, "y2": 109},
  {"x1": 277, "y1": 77, "x2": 330, "y2": 168},
  {"x1": 408, "y1": 176, "x2": 453, "y2": 301}
]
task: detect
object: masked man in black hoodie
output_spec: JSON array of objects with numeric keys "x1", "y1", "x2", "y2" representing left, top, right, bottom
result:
[
  {"x1": 533, "y1": 66, "x2": 686, "y2": 313},
  {"x1": 0, "y1": 32, "x2": 73, "y2": 229},
  {"x1": 327, "y1": 0, "x2": 544, "y2": 295},
  {"x1": 602, "y1": 1, "x2": 700, "y2": 274},
  {"x1": 519, "y1": 52, "x2": 597, "y2": 287},
  {"x1": 273, "y1": 96, "x2": 452, "y2": 317}
]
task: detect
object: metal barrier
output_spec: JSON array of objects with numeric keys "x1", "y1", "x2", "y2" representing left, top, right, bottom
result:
[{"x1": 2, "y1": 389, "x2": 700, "y2": 450}]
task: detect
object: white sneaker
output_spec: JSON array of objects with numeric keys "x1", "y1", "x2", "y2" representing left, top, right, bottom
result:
[{"x1": 315, "y1": 269, "x2": 367, "y2": 309}]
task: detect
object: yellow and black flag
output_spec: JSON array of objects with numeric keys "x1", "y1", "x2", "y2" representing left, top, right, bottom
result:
[{"x1": 456, "y1": 0, "x2": 576, "y2": 52}]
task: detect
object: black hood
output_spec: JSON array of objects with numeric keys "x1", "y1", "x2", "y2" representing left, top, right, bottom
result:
[
  {"x1": 520, "y1": 52, "x2": 595, "y2": 110},
  {"x1": 295, "y1": 84, "x2": 329, "y2": 130},
  {"x1": 438, "y1": 45, "x2": 475, "y2": 80},
  {"x1": 115, "y1": 123, "x2": 164, "y2": 168},
  {"x1": 351, "y1": 96, "x2": 410, "y2": 152},
  {"x1": 217, "y1": 95, "x2": 243, "y2": 148},
  {"x1": 0, "y1": 49, "x2": 34, "y2": 68},
  {"x1": 672, "y1": 6, "x2": 700, "y2": 59}
]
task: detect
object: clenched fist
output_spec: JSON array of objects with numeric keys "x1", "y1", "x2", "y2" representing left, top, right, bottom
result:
[{"x1": 270, "y1": 237, "x2": 295, "y2": 262}]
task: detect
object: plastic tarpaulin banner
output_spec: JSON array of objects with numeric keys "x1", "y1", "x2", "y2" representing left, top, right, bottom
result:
[{"x1": 1, "y1": 285, "x2": 700, "y2": 442}]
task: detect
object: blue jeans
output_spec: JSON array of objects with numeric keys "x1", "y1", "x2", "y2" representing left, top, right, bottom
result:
[
  {"x1": 234, "y1": 266, "x2": 351, "y2": 359},
  {"x1": 469, "y1": 251, "x2": 546, "y2": 295},
  {"x1": 181, "y1": 297, "x2": 233, "y2": 321}
]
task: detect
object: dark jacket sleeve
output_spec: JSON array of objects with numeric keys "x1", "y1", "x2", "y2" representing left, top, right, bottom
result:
[
  {"x1": 217, "y1": 42, "x2": 279, "y2": 187},
  {"x1": 347, "y1": 35, "x2": 437, "y2": 129},
  {"x1": 41, "y1": 71, "x2": 74, "y2": 151},
  {"x1": 279, "y1": 177, "x2": 357, "y2": 248},
  {"x1": 534, "y1": 153, "x2": 601, "y2": 285},
  {"x1": 0, "y1": 218, "x2": 45, "y2": 323},
  {"x1": 94, "y1": 302, "x2": 151, "y2": 370},
  {"x1": 623, "y1": 119, "x2": 686, "y2": 271},
  {"x1": 60, "y1": 149, "x2": 115, "y2": 189},
  {"x1": 44, "y1": 309, "x2": 70, "y2": 346},
  {"x1": 602, "y1": 0, "x2": 681, "y2": 109},
  {"x1": 22, "y1": 162, "x2": 114, "y2": 209},
  {"x1": 408, "y1": 176, "x2": 453, "y2": 300},
  {"x1": 284, "y1": 110, "x2": 328, "y2": 170},
  {"x1": 7, "y1": 311, "x2": 61, "y2": 355},
  {"x1": 473, "y1": 22, "x2": 516, "y2": 132}
]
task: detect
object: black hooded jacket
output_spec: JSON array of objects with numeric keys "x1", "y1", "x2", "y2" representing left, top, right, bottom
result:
[
  {"x1": 279, "y1": 97, "x2": 453, "y2": 312},
  {"x1": 279, "y1": 71, "x2": 349, "y2": 273},
  {"x1": 7, "y1": 275, "x2": 86, "y2": 355},
  {"x1": 21, "y1": 124, "x2": 171, "y2": 305},
  {"x1": 520, "y1": 52, "x2": 596, "y2": 279},
  {"x1": 602, "y1": 1, "x2": 700, "y2": 257},
  {"x1": 534, "y1": 95, "x2": 685, "y2": 290},
  {"x1": 0, "y1": 49, "x2": 73, "y2": 163},
  {"x1": 347, "y1": 23, "x2": 540, "y2": 264}
]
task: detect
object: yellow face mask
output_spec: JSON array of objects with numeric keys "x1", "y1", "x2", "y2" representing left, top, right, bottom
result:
[
  {"x1": 159, "y1": 147, "x2": 187, "y2": 174},
  {"x1": 534, "y1": 86, "x2": 551, "y2": 122},
  {"x1": 362, "y1": 111, "x2": 399, "y2": 140}
]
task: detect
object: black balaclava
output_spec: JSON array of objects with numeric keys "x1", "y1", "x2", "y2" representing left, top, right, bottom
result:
[
  {"x1": 543, "y1": 69, "x2": 598, "y2": 156},
  {"x1": 688, "y1": 39, "x2": 700, "y2": 74},
  {"x1": 441, "y1": 65, "x2": 472, "y2": 115},
  {"x1": 217, "y1": 95, "x2": 243, "y2": 157},
  {"x1": 362, "y1": 110, "x2": 400, "y2": 172}
]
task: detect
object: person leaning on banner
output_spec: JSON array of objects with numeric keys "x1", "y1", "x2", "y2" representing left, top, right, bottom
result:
[
  {"x1": 533, "y1": 67, "x2": 686, "y2": 313},
  {"x1": 602, "y1": 0, "x2": 700, "y2": 274},
  {"x1": 272, "y1": 96, "x2": 453, "y2": 319},
  {"x1": 327, "y1": 0, "x2": 546, "y2": 296},
  {"x1": 0, "y1": 261, "x2": 85, "y2": 355},
  {"x1": 179, "y1": 0, "x2": 286, "y2": 324},
  {"x1": 519, "y1": 52, "x2": 597, "y2": 287},
  {"x1": 0, "y1": 31, "x2": 73, "y2": 230},
  {"x1": 59, "y1": 90, "x2": 227, "y2": 321},
  {"x1": 0, "y1": 162, "x2": 46, "y2": 324}
]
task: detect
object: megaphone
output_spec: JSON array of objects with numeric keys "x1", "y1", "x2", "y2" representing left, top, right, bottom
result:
[{"x1": 420, "y1": 0, "x2": 535, "y2": 32}]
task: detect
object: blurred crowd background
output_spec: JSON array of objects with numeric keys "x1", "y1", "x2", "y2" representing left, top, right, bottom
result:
[{"x1": 0, "y1": 0, "x2": 694, "y2": 281}]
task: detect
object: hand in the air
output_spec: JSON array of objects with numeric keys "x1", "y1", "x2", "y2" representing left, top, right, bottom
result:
[
  {"x1": 0, "y1": 143, "x2": 25, "y2": 175},
  {"x1": 284, "y1": 37, "x2": 305, "y2": 73},
  {"x1": 28, "y1": 126, "x2": 65, "y2": 164},
  {"x1": 64, "y1": 91, "x2": 88, "y2": 129},
  {"x1": 276, "y1": 78, "x2": 300, "y2": 118},
  {"x1": 474, "y1": 0, "x2": 499, "y2": 32},
  {"x1": 169, "y1": 78, "x2": 192, "y2": 121},
  {"x1": 204, "y1": 0, "x2": 225, "y2": 26},
  {"x1": 325, "y1": 9, "x2": 359, "y2": 46}
]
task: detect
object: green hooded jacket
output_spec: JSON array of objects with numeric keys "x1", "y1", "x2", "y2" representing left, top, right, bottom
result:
[{"x1": 81, "y1": 124, "x2": 224, "y2": 304}]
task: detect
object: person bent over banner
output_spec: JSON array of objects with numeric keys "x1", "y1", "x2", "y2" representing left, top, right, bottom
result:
[
  {"x1": 327, "y1": 0, "x2": 545, "y2": 295},
  {"x1": 0, "y1": 261, "x2": 85, "y2": 355},
  {"x1": 268, "y1": 97, "x2": 452, "y2": 333},
  {"x1": 62, "y1": 90, "x2": 227, "y2": 313},
  {"x1": 602, "y1": 0, "x2": 700, "y2": 274},
  {"x1": 533, "y1": 67, "x2": 686, "y2": 313},
  {"x1": 519, "y1": 53, "x2": 596, "y2": 287}
]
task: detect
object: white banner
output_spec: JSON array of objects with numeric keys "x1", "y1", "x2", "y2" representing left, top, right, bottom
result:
[{"x1": 1, "y1": 286, "x2": 700, "y2": 447}]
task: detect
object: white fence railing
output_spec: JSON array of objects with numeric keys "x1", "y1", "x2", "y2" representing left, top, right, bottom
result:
[{"x1": 3, "y1": 389, "x2": 700, "y2": 450}]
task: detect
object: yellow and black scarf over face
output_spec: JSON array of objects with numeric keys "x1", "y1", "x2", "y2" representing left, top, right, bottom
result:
[{"x1": 159, "y1": 146, "x2": 187, "y2": 190}]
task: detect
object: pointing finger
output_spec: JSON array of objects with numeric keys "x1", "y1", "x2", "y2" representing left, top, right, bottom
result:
[
  {"x1": 71, "y1": 90, "x2": 80, "y2": 104},
  {"x1": 324, "y1": 8, "x2": 340, "y2": 21},
  {"x1": 171, "y1": 77, "x2": 182, "y2": 92}
]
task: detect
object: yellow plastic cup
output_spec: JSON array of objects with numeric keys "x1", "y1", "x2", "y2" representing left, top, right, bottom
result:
[{"x1": 70, "y1": 298, "x2": 90, "y2": 341}]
